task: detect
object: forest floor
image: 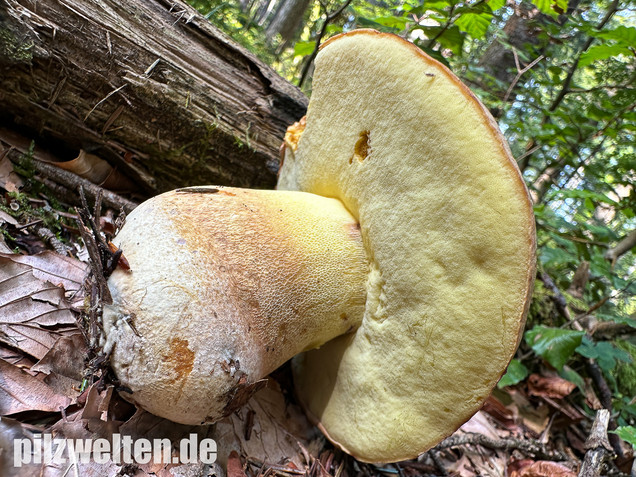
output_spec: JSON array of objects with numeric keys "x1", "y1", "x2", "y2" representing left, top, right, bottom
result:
[{"x1": 0, "y1": 140, "x2": 633, "y2": 477}]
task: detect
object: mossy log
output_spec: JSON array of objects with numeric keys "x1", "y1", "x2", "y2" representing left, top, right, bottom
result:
[{"x1": 0, "y1": 0, "x2": 307, "y2": 196}]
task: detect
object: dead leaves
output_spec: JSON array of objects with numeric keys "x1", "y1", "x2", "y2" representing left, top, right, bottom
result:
[
  {"x1": 0, "y1": 154, "x2": 23, "y2": 193},
  {"x1": 509, "y1": 460, "x2": 577, "y2": 477},
  {"x1": 0, "y1": 254, "x2": 83, "y2": 361},
  {"x1": 53, "y1": 150, "x2": 135, "y2": 193},
  {"x1": 0, "y1": 358, "x2": 72, "y2": 414},
  {"x1": 0, "y1": 252, "x2": 87, "y2": 419},
  {"x1": 528, "y1": 374, "x2": 577, "y2": 400}
]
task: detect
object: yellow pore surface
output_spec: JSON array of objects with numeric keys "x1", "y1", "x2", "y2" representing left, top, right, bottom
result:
[{"x1": 278, "y1": 31, "x2": 536, "y2": 462}]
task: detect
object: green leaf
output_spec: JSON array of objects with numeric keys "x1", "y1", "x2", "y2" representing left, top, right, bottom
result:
[
  {"x1": 455, "y1": 13, "x2": 492, "y2": 39},
  {"x1": 612, "y1": 426, "x2": 636, "y2": 449},
  {"x1": 532, "y1": 0, "x2": 568, "y2": 16},
  {"x1": 411, "y1": 1, "x2": 451, "y2": 14},
  {"x1": 497, "y1": 359, "x2": 529, "y2": 388},
  {"x1": 293, "y1": 40, "x2": 315, "y2": 57},
  {"x1": 576, "y1": 338, "x2": 633, "y2": 373},
  {"x1": 421, "y1": 25, "x2": 465, "y2": 55},
  {"x1": 580, "y1": 44, "x2": 632, "y2": 67},
  {"x1": 356, "y1": 16, "x2": 400, "y2": 33},
  {"x1": 525, "y1": 326, "x2": 585, "y2": 370},
  {"x1": 559, "y1": 366, "x2": 585, "y2": 392},
  {"x1": 594, "y1": 26, "x2": 636, "y2": 45},
  {"x1": 486, "y1": 0, "x2": 506, "y2": 11},
  {"x1": 371, "y1": 15, "x2": 408, "y2": 30},
  {"x1": 539, "y1": 246, "x2": 576, "y2": 267},
  {"x1": 454, "y1": 4, "x2": 493, "y2": 14},
  {"x1": 545, "y1": 189, "x2": 618, "y2": 206}
]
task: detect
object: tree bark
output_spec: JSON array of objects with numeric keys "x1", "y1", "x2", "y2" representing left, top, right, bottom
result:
[
  {"x1": 0, "y1": 0, "x2": 308, "y2": 197},
  {"x1": 265, "y1": 0, "x2": 312, "y2": 44},
  {"x1": 604, "y1": 229, "x2": 636, "y2": 266},
  {"x1": 477, "y1": 2, "x2": 543, "y2": 91}
]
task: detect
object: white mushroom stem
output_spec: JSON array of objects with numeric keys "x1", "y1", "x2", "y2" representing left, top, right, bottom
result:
[{"x1": 102, "y1": 186, "x2": 368, "y2": 425}]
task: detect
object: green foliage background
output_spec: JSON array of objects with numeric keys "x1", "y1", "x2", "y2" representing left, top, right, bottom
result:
[{"x1": 189, "y1": 0, "x2": 635, "y2": 442}]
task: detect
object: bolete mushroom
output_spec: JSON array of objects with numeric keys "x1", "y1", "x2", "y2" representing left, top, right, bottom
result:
[{"x1": 101, "y1": 29, "x2": 535, "y2": 463}]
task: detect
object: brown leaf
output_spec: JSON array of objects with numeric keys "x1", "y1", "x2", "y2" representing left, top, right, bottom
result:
[
  {"x1": 0, "y1": 155, "x2": 23, "y2": 192},
  {"x1": 0, "y1": 210, "x2": 18, "y2": 226},
  {"x1": 54, "y1": 150, "x2": 113, "y2": 184},
  {"x1": 482, "y1": 394, "x2": 517, "y2": 429},
  {"x1": 583, "y1": 378, "x2": 602, "y2": 410},
  {"x1": 510, "y1": 460, "x2": 577, "y2": 477},
  {"x1": 1, "y1": 251, "x2": 87, "y2": 296},
  {"x1": 507, "y1": 388, "x2": 551, "y2": 435},
  {"x1": 0, "y1": 358, "x2": 71, "y2": 414},
  {"x1": 30, "y1": 334, "x2": 88, "y2": 399},
  {"x1": 528, "y1": 374, "x2": 576, "y2": 399},
  {"x1": 0, "y1": 417, "x2": 47, "y2": 477},
  {"x1": 0, "y1": 255, "x2": 78, "y2": 360},
  {"x1": 214, "y1": 378, "x2": 317, "y2": 468},
  {"x1": 0, "y1": 342, "x2": 37, "y2": 369},
  {"x1": 53, "y1": 150, "x2": 135, "y2": 192},
  {"x1": 31, "y1": 333, "x2": 88, "y2": 381}
]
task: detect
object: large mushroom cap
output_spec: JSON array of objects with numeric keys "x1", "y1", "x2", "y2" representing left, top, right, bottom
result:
[{"x1": 278, "y1": 30, "x2": 536, "y2": 463}]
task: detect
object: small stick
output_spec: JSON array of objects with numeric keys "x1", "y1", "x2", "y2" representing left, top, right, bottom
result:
[
  {"x1": 434, "y1": 432, "x2": 569, "y2": 461},
  {"x1": 578, "y1": 409, "x2": 614, "y2": 477},
  {"x1": 32, "y1": 159, "x2": 137, "y2": 213}
]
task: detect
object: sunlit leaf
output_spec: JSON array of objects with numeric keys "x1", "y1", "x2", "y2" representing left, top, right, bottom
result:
[
  {"x1": 356, "y1": 16, "x2": 400, "y2": 33},
  {"x1": 532, "y1": 0, "x2": 568, "y2": 16},
  {"x1": 594, "y1": 26, "x2": 636, "y2": 44},
  {"x1": 545, "y1": 189, "x2": 618, "y2": 206},
  {"x1": 371, "y1": 15, "x2": 408, "y2": 30},
  {"x1": 455, "y1": 13, "x2": 492, "y2": 39},
  {"x1": 422, "y1": 25, "x2": 465, "y2": 55},
  {"x1": 580, "y1": 44, "x2": 632, "y2": 67},
  {"x1": 486, "y1": 0, "x2": 506, "y2": 10},
  {"x1": 293, "y1": 41, "x2": 315, "y2": 57}
]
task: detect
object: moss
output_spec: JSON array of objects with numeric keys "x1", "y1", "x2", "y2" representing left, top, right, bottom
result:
[
  {"x1": 0, "y1": 28, "x2": 34, "y2": 64},
  {"x1": 528, "y1": 280, "x2": 560, "y2": 327},
  {"x1": 615, "y1": 339, "x2": 636, "y2": 397},
  {"x1": 12, "y1": 142, "x2": 36, "y2": 179}
]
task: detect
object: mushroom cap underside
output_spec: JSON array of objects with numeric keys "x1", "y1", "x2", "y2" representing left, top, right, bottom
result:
[{"x1": 278, "y1": 30, "x2": 536, "y2": 463}]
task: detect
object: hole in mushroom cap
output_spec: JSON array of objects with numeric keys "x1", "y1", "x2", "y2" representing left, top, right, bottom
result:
[{"x1": 350, "y1": 130, "x2": 371, "y2": 164}]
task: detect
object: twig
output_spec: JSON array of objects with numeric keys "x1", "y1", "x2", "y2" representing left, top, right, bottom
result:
[
  {"x1": 84, "y1": 84, "x2": 127, "y2": 121},
  {"x1": 604, "y1": 229, "x2": 636, "y2": 267},
  {"x1": 540, "y1": 271, "x2": 572, "y2": 321},
  {"x1": 540, "y1": 273, "x2": 626, "y2": 460},
  {"x1": 502, "y1": 53, "x2": 545, "y2": 104},
  {"x1": 427, "y1": 450, "x2": 448, "y2": 476},
  {"x1": 578, "y1": 409, "x2": 614, "y2": 477},
  {"x1": 435, "y1": 432, "x2": 569, "y2": 461},
  {"x1": 518, "y1": 0, "x2": 621, "y2": 172},
  {"x1": 31, "y1": 159, "x2": 137, "y2": 214},
  {"x1": 247, "y1": 458, "x2": 306, "y2": 475},
  {"x1": 297, "y1": 0, "x2": 353, "y2": 88},
  {"x1": 35, "y1": 226, "x2": 73, "y2": 256},
  {"x1": 586, "y1": 361, "x2": 625, "y2": 460}
]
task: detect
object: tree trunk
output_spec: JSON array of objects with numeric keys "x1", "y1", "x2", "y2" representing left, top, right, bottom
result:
[
  {"x1": 265, "y1": 0, "x2": 312, "y2": 44},
  {"x1": 477, "y1": 2, "x2": 542, "y2": 90},
  {"x1": 0, "y1": 0, "x2": 308, "y2": 197}
]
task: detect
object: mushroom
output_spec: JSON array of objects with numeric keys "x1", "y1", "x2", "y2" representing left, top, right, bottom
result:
[{"x1": 102, "y1": 30, "x2": 535, "y2": 463}]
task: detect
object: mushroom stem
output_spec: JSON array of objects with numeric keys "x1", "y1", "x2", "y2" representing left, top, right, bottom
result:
[{"x1": 102, "y1": 186, "x2": 368, "y2": 424}]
